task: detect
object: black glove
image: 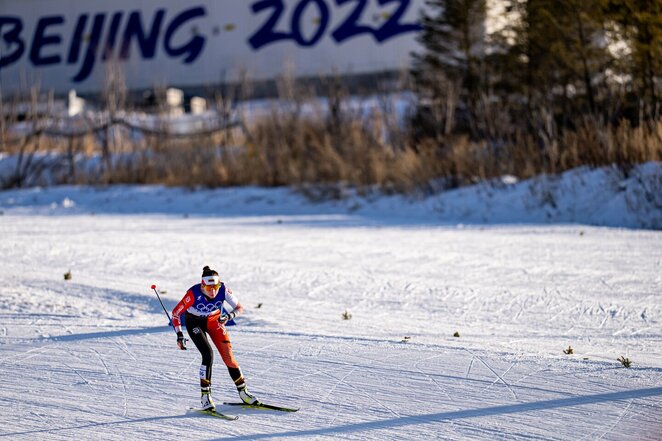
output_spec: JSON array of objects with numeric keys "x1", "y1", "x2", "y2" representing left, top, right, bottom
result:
[
  {"x1": 218, "y1": 311, "x2": 236, "y2": 325},
  {"x1": 176, "y1": 331, "x2": 187, "y2": 350}
]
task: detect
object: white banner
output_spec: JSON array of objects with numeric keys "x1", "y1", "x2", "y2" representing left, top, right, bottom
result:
[{"x1": 0, "y1": 0, "x2": 427, "y2": 95}]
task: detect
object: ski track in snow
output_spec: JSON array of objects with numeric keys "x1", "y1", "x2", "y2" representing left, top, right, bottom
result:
[{"x1": 0, "y1": 189, "x2": 661, "y2": 440}]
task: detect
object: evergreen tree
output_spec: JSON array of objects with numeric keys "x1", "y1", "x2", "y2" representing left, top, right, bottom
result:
[
  {"x1": 411, "y1": 0, "x2": 487, "y2": 139},
  {"x1": 411, "y1": 0, "x2": 660, "y2": 148},
  {"x1": 504, "y1": 0, "x2": 612, "y2": 118},
  {"x1": 605, "y1": 0, "x2": 662, "y2": 116}
]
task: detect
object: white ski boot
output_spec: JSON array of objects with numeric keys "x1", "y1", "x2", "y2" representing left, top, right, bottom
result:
[
  {"x1": 201, "y1": 389, "x2": 215, "y2": 411},
  {"x1": 238, "y1": 387, "x2": 258, "y2": 405}
]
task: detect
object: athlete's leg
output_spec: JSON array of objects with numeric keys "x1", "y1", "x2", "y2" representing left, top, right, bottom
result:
[
  {"x1": 206, "y1": 318, "x2": 246, "y2": 388},
  {"x1": 207, "y1": 319, "x2": 258, "y2": 404},
  {"x1": 186, "y1": 314, "x2": 214, "y2": 387}
]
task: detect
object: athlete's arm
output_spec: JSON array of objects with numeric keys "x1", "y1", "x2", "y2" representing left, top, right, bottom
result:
[
  {"x1": 172, "y1": 290, "x2": 195, "y2": 333},
  {"x1": 223, "y1": 285, "x2": 244, "y2": 318}
]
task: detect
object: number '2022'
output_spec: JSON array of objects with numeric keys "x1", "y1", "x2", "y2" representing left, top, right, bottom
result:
[{"x1": 249, "y1": 0, "x2": 421, "y2": 49}]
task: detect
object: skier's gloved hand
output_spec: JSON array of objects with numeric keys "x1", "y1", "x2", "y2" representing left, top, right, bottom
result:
[
  {"x1": 218, "y1": 311, "x2": 236, "y2": 325},
  {"x1": 176, "y1": 331, "x2": 187, "y2": 350}
]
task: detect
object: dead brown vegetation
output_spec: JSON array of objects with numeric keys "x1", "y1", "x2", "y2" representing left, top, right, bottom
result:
[{"x1": 1, "y1": 77, "x2": 660, "y2": 192}]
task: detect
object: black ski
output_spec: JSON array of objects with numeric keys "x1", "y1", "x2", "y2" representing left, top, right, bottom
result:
[
  {"x1": 222, "y1": 401, "x2": 299, "y2": 412},
  {"x1": 189, "y1": 407, "x2": 239, "y2": 420}
]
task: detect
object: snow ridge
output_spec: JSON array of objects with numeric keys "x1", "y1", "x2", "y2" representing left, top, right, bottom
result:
[{"x1": 1, "y1": 162, "x2": 661, "y2": 229}]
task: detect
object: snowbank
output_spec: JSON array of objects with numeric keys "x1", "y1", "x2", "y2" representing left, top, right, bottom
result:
[{"x1": 0, "y1": 162, "x2": 660, "y2": 229}]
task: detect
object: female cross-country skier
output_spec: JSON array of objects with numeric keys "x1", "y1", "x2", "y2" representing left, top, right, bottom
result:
[{"x1": 172, "y1": 265, "x2": 258, "y2": 411}]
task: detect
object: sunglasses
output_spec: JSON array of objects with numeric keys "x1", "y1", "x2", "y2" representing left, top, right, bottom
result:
[{"x1": 202, "y1": 283, "x2": 221, "y2": 291}]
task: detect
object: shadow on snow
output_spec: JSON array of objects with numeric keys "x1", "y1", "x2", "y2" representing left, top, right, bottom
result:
[
  {"x1": 5, "y1": 387, "x2": 660, "y2": 438},
  {"x1": 39, "y1": 325, "x2": 171, "y2": 342},
  {"x1": 215, "y1": 386, "x2": 662, "y2": 440},
  {"x1": 0, "y1": 414, "x2": 188, "y2": 437}
]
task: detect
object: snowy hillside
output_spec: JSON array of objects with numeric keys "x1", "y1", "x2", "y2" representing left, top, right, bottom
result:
[
  {"x1": 0, "y1": 161, "x2": 660, "y2": 230},
  {"x1": 0, "y1": 164, "x2": 661, "y2": 440}
]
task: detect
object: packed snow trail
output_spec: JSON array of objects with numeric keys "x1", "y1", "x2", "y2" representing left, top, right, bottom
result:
[{"x1": 1, "y1": 200, "x2": 661, "y2": 439}]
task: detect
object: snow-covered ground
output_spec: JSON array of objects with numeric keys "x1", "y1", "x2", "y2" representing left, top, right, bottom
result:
[{"x1": 0, "y1": 164, "x2": 661, "y2": 440}]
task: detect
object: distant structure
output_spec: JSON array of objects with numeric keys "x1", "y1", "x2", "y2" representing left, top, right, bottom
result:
[{"x1": 67, "y1": 89, "x2": 85, "y2": 116}]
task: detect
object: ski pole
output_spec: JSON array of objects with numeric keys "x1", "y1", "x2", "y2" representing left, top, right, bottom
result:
[{"x1": 151, "y1": 284, "x2": 177, "y2": 333}]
